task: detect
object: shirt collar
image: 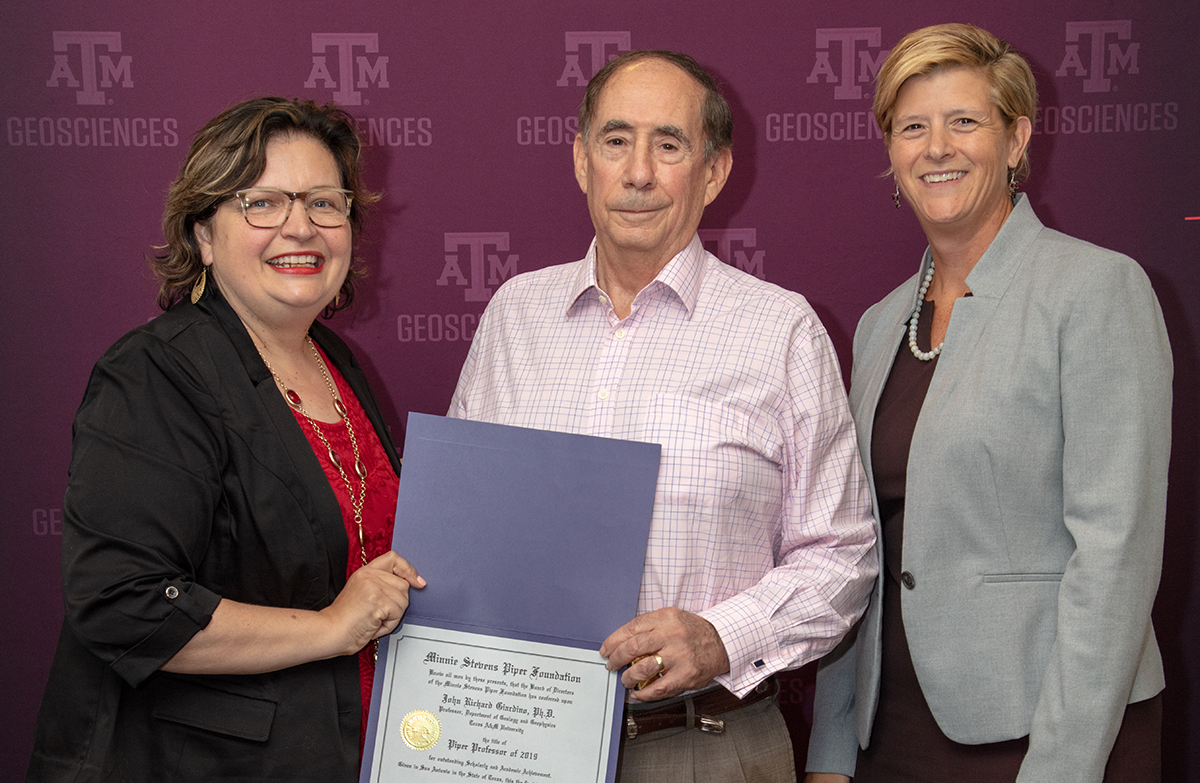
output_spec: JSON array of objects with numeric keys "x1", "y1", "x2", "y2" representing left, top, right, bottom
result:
[{"x1": 564, "y1": 234, "x2": 707, "y2": 318}]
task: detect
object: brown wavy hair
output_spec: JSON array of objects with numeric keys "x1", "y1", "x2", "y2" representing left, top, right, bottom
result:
[{"x1": 152, "y1": 96, "x2": 380, "y2": 314}]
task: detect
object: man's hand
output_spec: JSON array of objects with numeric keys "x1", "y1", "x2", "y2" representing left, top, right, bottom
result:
[{"x1": 598, "y1": 607, "x2": 731, "y2": 701}]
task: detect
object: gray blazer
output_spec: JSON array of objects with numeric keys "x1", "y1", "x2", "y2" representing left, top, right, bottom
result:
[{"x1": 807, "y1": 196, "x2": 1171, "y2": 782}]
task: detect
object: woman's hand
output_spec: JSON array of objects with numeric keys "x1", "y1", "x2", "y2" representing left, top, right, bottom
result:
[{"x1": 321, "y1": 551, "x2": 426, "y2": 655}]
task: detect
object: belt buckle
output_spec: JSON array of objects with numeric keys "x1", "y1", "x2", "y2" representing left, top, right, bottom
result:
[{"x1": 698, "y1": 715, "x2": 725, "y2": 734}]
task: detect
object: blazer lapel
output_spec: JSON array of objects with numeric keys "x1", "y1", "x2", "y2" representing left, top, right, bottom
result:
[
  {"x1": 196, "y1": 285, "x2": 350, "y2": 594},
  {"x1": 922, "y1": 196, "x2": 1042, "y2": 404}
]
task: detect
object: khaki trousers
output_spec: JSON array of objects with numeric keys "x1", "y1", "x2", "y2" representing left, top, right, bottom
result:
[{"x1": 615, "y1": 693, "x2": 795, "y2": 783}]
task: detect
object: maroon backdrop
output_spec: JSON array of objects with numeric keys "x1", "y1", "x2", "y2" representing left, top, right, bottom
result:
[{"x1": 3, "y1": 1, "x2": 1197, "y2": 779}]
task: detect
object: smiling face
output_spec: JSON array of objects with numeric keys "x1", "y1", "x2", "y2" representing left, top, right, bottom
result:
[
  {"x1": 196, "y1": 133, "x2": 351, "y2": 334},
  {"x1": 573, "y1": 58, "x2": 731, "y2": 274},
  {"x1": 889, "y1": 67, "x2": 1031, "y2": 243}
]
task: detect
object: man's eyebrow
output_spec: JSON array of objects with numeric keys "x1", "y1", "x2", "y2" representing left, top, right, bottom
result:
[
  {"x1": 599, "y1": 119, "x2": 634, "y2": 134},
  {"x1": 655, "y1": 124, "x2": 693, "y2": 149},
  {"x1": 597, "y1": 119, "x2": 694, "y2": 151}
]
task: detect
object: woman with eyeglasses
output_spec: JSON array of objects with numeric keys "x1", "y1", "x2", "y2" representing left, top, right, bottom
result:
[{"x1": 27, "y1": 97, "x2": 422, "y2": 783}]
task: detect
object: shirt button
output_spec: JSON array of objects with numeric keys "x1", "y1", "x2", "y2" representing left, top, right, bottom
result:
[
  {"x1": 165, "y1": 585, "x2": 180, "y2": 599},
  {"x1": 615, "y1": 328, "x2": 626, "y2": 340},
  {"x1": 901, "y1": 572, "x2": 916, "y2": 590},
  {"x1": 598, "y1": 390, "x2": 609, "y2": 400}
]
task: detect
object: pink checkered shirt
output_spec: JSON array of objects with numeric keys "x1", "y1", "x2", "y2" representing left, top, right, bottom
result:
[{"x1": 448, "y1": 235, "x2": 877, "y2": 696}]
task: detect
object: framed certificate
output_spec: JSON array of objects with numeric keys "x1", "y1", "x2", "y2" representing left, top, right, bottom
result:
[{"x1": 361, "y1": 414, "x2": 661, "y2": 783}]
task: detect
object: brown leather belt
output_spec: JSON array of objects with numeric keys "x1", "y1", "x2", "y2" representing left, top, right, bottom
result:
[{"x1": 623, "y1": 676, "x2": 778, "y2": 740}]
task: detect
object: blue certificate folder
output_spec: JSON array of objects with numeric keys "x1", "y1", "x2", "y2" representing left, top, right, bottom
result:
[{"x1": 361, "y1": 413, "x2": 661, "y2": 782}]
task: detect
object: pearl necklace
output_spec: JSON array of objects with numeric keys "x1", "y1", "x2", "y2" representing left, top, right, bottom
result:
[
  {"x1": 908, "y1": 258, "x2": 943, "y2": 361},
  {"x1": 262, "y1": 337, "x2": 370, "y2": 567}
]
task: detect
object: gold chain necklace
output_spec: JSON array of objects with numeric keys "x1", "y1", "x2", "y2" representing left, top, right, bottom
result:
[{"x1": 261, "y1": 336, "x2": 370, "y2": 568}]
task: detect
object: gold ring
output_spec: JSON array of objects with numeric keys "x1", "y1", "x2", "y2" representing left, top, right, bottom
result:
[{"x1": 632, "y1": 653, "x2": 666, "y2": 691}]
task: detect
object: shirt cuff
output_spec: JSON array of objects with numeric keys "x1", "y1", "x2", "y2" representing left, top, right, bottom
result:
[
  {"x1": 110, "y1": 579, "x2": 221, "y2": 687},
  {"x1": 700, "y1": 595, "x2": 782, "y2": 698}
]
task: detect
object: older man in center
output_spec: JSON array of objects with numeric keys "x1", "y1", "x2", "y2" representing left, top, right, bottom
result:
[{"x1": 449, "y1": 50, "x2": 877, "y2": 781}]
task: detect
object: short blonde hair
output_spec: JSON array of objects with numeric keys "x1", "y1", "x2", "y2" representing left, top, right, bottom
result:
[{"x1": 874, "y1": 23, "x2": 1037, "y2": 182}]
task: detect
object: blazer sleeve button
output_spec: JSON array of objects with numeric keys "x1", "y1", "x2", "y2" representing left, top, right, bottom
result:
[
  {"x1": 901, "y1": 571, "x2": 916, "y2": 590},
  {"x1": 165, "y1": 585, "x2": 180, "y2": 599}
]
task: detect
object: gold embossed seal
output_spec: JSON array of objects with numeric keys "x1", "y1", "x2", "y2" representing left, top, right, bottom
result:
[{"x1": 400, "y1": 709, "x2": 441, "y2": 750}]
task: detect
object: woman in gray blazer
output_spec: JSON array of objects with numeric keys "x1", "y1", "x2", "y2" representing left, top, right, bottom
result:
[{"x1": 805, "y1": 24, "x2": 1171, "y2": 783}]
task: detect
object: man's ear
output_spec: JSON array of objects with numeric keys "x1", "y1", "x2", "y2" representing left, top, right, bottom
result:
[
  {"x1": 703, "y1": 147, "x2": 733, "y2": 207},
  {"x1": 573, "y1": 133, "x2": 589, "y2": 195}
]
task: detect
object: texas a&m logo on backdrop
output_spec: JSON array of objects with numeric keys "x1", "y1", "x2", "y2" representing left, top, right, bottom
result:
[
  {"x1": 699, "y1": 229, "x2": 767, "y2": 280},
  {"x1": 303, "y1": 33, "x2": 433, "y2": 147},
  {"x1": 556, "y1": 32, "x2": 631, "y2": 87},
  {"x1": 438, "y1": 232, "x2": 521, "y2": 303},
  {"x1": 1039, "y1": 20, "x2": 1177, "y2": 136},
  {"x1": 396, "y1": 232, "x2": 521, "y2": 344},
  {"x1": 806, "y1": 28, "x2": 889, "y2": 101},
  {"x1": 11, "y1": 30, "x2": 176, "y2": 148},
  {"x1": 305, "y1": 33, "x2": 390, "y2": 106},
  {"x1": 46, "y1": 31, "x2": 132, "y2": 106},
  {"x1": 1054, "y1": 20, "x2": 1139, "y2": 94},
  {"x1": 765, "y1": 26, "x2": 887, "y2": 143}
]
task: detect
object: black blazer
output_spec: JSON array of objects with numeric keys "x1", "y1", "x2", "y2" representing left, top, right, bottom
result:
[{"x1": 27, "y1": 283, "x2": 401, "y2": 782}]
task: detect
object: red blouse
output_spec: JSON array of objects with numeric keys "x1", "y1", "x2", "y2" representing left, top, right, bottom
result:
[{"x1": 286, "y1": 346, "x2": 400, "y2": 753}]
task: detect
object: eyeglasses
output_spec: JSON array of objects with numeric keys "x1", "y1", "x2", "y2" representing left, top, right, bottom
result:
[{"x1": 233, "y1": 188, "x2": 353, "y2": 229}]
